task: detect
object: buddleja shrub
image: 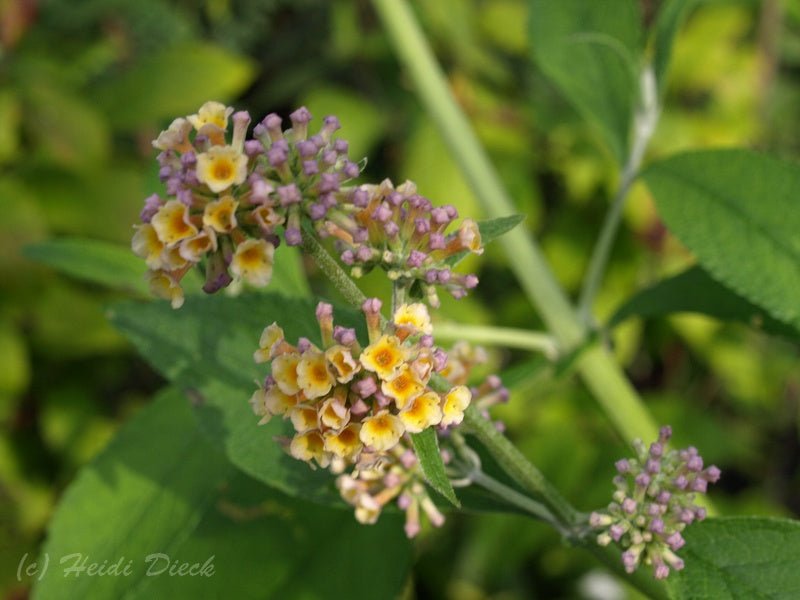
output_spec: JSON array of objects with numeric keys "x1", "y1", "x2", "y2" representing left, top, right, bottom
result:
[{"x1": 28, "y1": 2, "x2": 800, "y2": 599}]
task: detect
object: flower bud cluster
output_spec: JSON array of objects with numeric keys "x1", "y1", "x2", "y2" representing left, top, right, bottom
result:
[
  {"x1": 323, "y1": 179, "x2": 483, "y2": 307},
  {"x1": 590, "y1": 426, "x2": 721, "y2": 580},
  {"x1": 249, "y1": 300, "x2": 473, "y2": 533},
  {"x1": 133, "y1": 102, "x2": 361, "y2": 308}
]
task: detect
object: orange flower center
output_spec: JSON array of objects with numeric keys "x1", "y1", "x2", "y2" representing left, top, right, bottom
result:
[{"x1": 213, "y1": 160, "x2": 233, "y2": 181}]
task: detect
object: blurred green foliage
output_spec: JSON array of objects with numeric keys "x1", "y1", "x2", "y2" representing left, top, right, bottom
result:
[{"x1": 2, "y1": 0, "x2": 799, "y2": 597}]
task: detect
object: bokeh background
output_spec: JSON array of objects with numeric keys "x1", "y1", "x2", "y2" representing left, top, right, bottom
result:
[{"x1": 2, "y1": 0, "x2": 799, "y2": 597}]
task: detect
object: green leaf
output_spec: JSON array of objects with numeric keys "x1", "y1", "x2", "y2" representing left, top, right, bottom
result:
[
  {"x1": 109, "y1": 294, "x2": 347, "y2": 503},
  {"x1": 33, "y1": 388, "x2": 411, "y2": 600},
  {"x1": 642, "y1": 149, "x2": 800, "y2": 335},
  {"x1": 96, "y1": 43, "x2": 255, "y2": 129},
  {"x1": 529, "y1": 0, "x2": 642, "y2": 162},
  {"x1": 446, "y1": 214, "x2": 526, "y2": 266},
  {"x1": 651, "y1": 0, "x2": 699, "y2": 96},
  {"x1": 410, "y1": 428, "x2": 459, "y2": 507},
  {"x1": 609, "y1": 266, "x2": 799, "y2": 339},
  {"x1": 667, "y1": 517, "x2": 800, "y2": 599},
  {"x1": 24, "y1": 238, "x2": 148, "y2": 295}
]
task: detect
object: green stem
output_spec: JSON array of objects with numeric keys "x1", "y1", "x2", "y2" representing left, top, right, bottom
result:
[
  {"x1": 302, "y1": 230, "x2": 367, "y2": 307},
  {"x1": 434, "y1": 322, "x2": 559, "y2": 358},
  {"x1": 577, "y1": 65, "x2": 660, "y2": 324},
  {"x1": 468, "y1": 469, "x2": 567, "y2": 532},
  {"x1": 370, "y1": 0, "x2": 659, "y2": 444},
  {"x1": 463, "y1": 405, "x2": 580, "y2": 527}
]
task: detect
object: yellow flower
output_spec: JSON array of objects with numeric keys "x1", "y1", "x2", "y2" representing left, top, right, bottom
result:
[
  {"x1": 249, "y1": 388, "x2": 272, "y2": 425},
  {"x1": 359, "y1": 410, "x2": 404, "y2": 452},
  {"x1": 325, "y1": 345, "x2": 360, "y2": 383},
  {"x1": 296, "y1": 350, "x2": 335, "y2": 399},
  {"x1": 441, "y1": 385, "x2": 471, "y2": 427},
  {"x1": 187, "y1": 101, "x2": 233, "y2": 131},
  {"x1": 272, "y1": 352, "x2": 301, "y2": 395},
  {"x1": 202, "y1": 195, "x2": 238, "y2": 233},
  {"x1": 151, "y1": 200, "x2": 198, "y2": 246},
  {"x1": 253, "y1": 204, "x2": 284, "y2": 230},
  {"x1": 152, "y1": 117, "x2": 192, "y2": 152},
  {"x1": 290, "y1": 405, "x2": 319, "y2": 433},
  {"x1": 318, "y1": 396, "x2": 349, "y2": 430},
  {"x1": 393, "y1": 303, "x2": 433, "y2": 336},
  {"x1": 179, "y1": 229, "x2": 216, "y2": 263},
  {"x1": 399, "y1": 391, "x2": 443, "y2": 433},
  {"x1": 381, "y1": 365, "x2": 424, "y2": 410},
  {"x1": 360, "y1": 335, "x2": 406, "y2": 380},
  {"x1": 324, "y1": 424, "x2": 363, "y2": 459},
  {"x1": 254, "y1": 323, "x2": 284, "y2": 363},
  {"x1": 196, "y1": 145, "x2": 248, "y2": 193},
  {"x1": 147, "y1": 270, "x2": 184, "y2": 309},
  {"x1": 263, "y1": 385, "x2": 298, "y2": 416},
  {"x1": 132, "y1": 224, "x2": 165, "y2": 269},
  {"x1": 289, "y1": 430, "x2": 328, "y2": 466},
  {"x1": 230, "y1": 239, "x2": 274, "y2": 287}
]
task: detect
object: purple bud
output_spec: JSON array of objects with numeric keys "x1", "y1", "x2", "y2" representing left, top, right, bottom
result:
[
  {"x1": 158, "y1": 165, "x2": 172, "y2": 182},
  {"x1": 181, "y1": 151, "x2": 197, "y2": 167},
  {"x1": 687, "y1": 455, "x2": 704, "y2": 472},
  {"x1": 425, "y1": 270, "x2": 438, "y2": 284},
  {"x1": 397, "y1": 493, "x2": 412, "y2": 510},
  {"x1": 705, "y1": 466, "x2": 721, "y2": 483},
  {"x1": 353, "y1": 228, "x2": 368, "y2": 243},
  {"x1": 333, "y1": 326, "x2": 357, "y2": 346},
  {"x1": 319, "y1": 173, "x2": 340, "y2": 193},
  {"x1": 296, "y1": 140, "x2": 318, "y2": 157},
  {"x1": 333, "y1": 139, "x2": 349, "y2": 154},
  {"x1": 656, "y1": 491, "x2": 671, "y2": 504},
  {"x1": 609, "y1": 524, "x2": 625, "y2": 541},
  {"x1": 646, "y1": 458, "x2": 661, "y2": 474},
  {"x1": 302, "y1": 160, "x2": 319, "y2": 176},
  {"x1": 659, "y1": 425, "x2": 672, "y2": 441},
  {"x1": 268, "y1": 146, "x2": 287, "y2": 167},
  {"x1": 321, "y1": 150, "x2": 337, "y2": 165},
  {"x1": 436, "y1": 269, "x2": 451, "y2": 283},
  {"x1": 444, "y1": 205, "x2": 458, "y2": 219},
  {"x1": 433, "y1": 348, "x2": 448, "y2": 372},
  {"x1": 691, "y1": 478, "x2": 708, "y2": 493},
  {"x1": 244, "y1": 140, "x2": 263, "y2": 156},
  {"x1": 695, "y1": 507, "x2": 707, "y2": 521},
  {"x1": 384, "y1": 221, "x2": 399, "y2": 237},
  {"x1": 622, "y1": 550, "x2": 638, "y2": 573},
  {"x1": 622, "y1": 498, "x2": 637, "y2": 514},
  {"x1": 297, "y1": 338, "x2": 312, "y2": 353},
  {"x1": 635, "y1": 473, "x2": 651, "y2": 488},
  {"x1": 341, "y1": 250, "x2": 354, "y2": 265},
  {"x1": 415, "y1": 218, "x2": 430, "y2": 234},
  {"x1": 250, "y1": 177, "x2": 272, "y2": 203},
  {"x1": 277, "y1": 184, "x2": 302, "y2": 206},
  {"x1": 315, "y1": 302, "x2": 333, "y2": 321},
  {"x1": 308, "y1": 203, "x2": 327, "y2": 220},
  {"x1": 679, "y1": 509, "x2": 695, "y2": 524},
  {"x1": 355, "y1": 246, "x2": 373, "y2": 262},
  {"x1": 464, "y1": 274, "x2": 479, "y2": 289},
  {"x1": 419, "y1": 335, "x2": 434, "y2": 348},
  {"x1": 649, "y1": 518, "x2": 665, "y2": 533},
  {"x1": 263, "y1": 113, "x2": 282, "y2": 132},
  {"x1": 290, "y1": 106, "x2": 312, "y2": 126},
  {"x1": 428, "y1": 233, "x2": 446, "y2": 250},
  {"x1": 176, "y1": 188, "x2": 193, "y2": 206},
  {"x1": 140, "y1": 193, "x2": 162, "y2": 223},
  {"x1": 673, "y1": 475, "x2": 688, "y2": 490},
  {"x1": 666, "y1": 532, "x2": 685, "y2": 551},
  {"x1": 352, "y1": 188, "x2": 370, "y2": 208},
  {"x1": 431, "y1": 207, "x2": 450, "y2": 225},
  {"x1": 343, "y1": 161, "x2": 360, "y2": 179},
  {"x1": 321, "y1": 115, "x2": 341, "y2": 140},
  {"x1": 362, "y1": 297, "x2": 382, "y2": 315},
  {"x1": 649, "y1": 442, "x2": 664, "y2": 458},
  {"x1": 372, "y1": 203, "x2": 393, "y2": 222},
  {"x1": 285, "y1": 227, "x2": 302, "y2": 246},
  {"x1": 654, "y1": 564, "x2": 670, "y2": 580},
  {"x1": 615, "y1": 459, "x2": 631, "y2": 474},
  {"x1": 407, "y1": 250, "x2": 427, "y2": 268}
]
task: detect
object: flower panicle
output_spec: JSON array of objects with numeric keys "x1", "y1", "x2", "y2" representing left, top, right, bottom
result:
[
  {"x1": 250, "y1": 300, "x2": 473, "y2": 535},
  {"x1": 590, "y1": 426, "x2": 721, "y2": 580},
  {"x1": 134, "y1": 102, "x2": 361, "y2": 308}
]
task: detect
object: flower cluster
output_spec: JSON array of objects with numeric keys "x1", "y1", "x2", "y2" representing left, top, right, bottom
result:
[
  {"x1": 134, "y1": 103, "x2": 484, "y2": 309},
  {"x1": 132, "y1": 102, "x2": 361, "y2": 308},
  {"x1": 321, "y1": 179, "x2": 483, "y2": 307},
  {"x1": 590, "y1": 426, "x2": 721, "y2": 579},
  {"x1": 249, "y1": 299, "x2": 473, "y2": 534}
]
